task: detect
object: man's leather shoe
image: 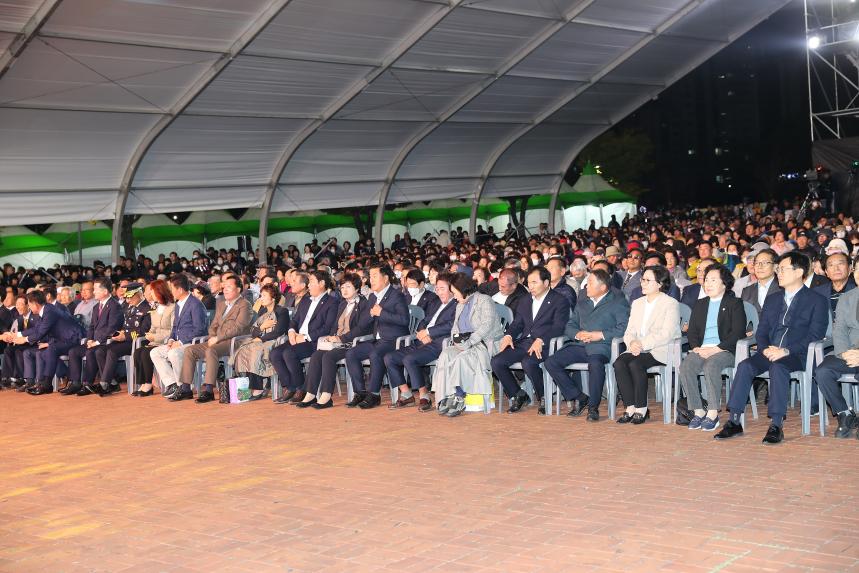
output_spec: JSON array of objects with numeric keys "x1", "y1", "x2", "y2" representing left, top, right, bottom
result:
[
  {"x1": 616, "y1": 412, "x2": 634, "y2": 424},
  {"x1": 289, "y1": 390, "x2": 306, "y2": 404},
  {"x1": 714, "y1": 420, "x2": 744, "y2": 440},
  {"x1": 835, "y1": 412, "x2": 855, "y2": 439},
  {"x1": 762, "y1": 424, "x2": 784, "y2": 445},
  {"x1": 567, "y1": 400, "x2": 587, "y2": 417},
  {"x1": 418, "y1": 397, "x2": 433, "y2": 412},
  {"x1": 346, "y1": 392, "x2": 366, "y2": 408},
  {"x1": 28, "y1": 384, "x2": 52, "y2": 395},
  {"x1": 587, "y1": 406, "x2": 600, "y2": 422},
  {"x1": 279, "y1": 389, "x2": 297, "y2": 403},
  {"x1": 631, "y1": 410, "x2": 650, "y2": 425},
  {"x1": 358, "y1": 393, "x2": 382, "y2": 409},
  {"x1": 76, "y1": 386, "x2": 94, "y2": 396},
  {"x1": 296, "y1": 397, "x2": 317, "y2": 409},
  {"x1": 84, "y1": 382, "x2": 104, "y2": 396},
  {"x1": 169, "y1": 387, "x2": 194, "y2": 401},
  {"x1": 162, "y1": 384, "x2": 177, "y2": 398},
  {"x1": 60, "y1": 383, "x2": 82, "y2": 395},
  {"x1": 507, "y1": 393, "x2": 530, "y2": 413},
  {"x1": 388, "y1": 395, "x2": 416, "y2": 409},
  {"x1": 99, "y1": 384, "x2": 117, "y2": 397},
  {"x1": 195, "y1": 391, "x2": 216, "y2": 403}
]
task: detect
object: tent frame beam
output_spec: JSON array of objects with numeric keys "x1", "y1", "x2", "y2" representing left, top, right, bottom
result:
[
  {"x1": 373, "y1": 0, "x2": 597, "y2": 248},
  {"x1": 110, "y1": 0, "x2": 295, "y2": 264},
  {"x1": 0, "y1": 0, "x2": 63, "y2": 80},
  {"x1": 257, "y1": 0, "x2": 461, "y2": 265},
  {"x1": 467, "y1": 0, "x2": 706, "y2": 238}
]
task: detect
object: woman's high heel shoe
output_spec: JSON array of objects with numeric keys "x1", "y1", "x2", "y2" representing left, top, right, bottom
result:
[
  {"x1": 616, "y1": 412, "x2": 634, "y2": 424},
  {"x1": 132, "y1": 388, "x2": 154, "y2": 397},
  {"x1": 296, "y1": 397, "x2": 317, "y2": 409}
]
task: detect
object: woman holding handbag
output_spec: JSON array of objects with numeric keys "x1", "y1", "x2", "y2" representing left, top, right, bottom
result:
[
  {"x1": 131, "y1": 280, "x2": 173, "y2": 397},
  {"x1": 229, "y1": 283, "x2": 289, "y2": 401}
]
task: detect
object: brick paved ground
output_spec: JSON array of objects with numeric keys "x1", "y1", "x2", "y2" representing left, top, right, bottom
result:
[{"x1": 1, "y1": 389, "x2": 858, "y2": 573}]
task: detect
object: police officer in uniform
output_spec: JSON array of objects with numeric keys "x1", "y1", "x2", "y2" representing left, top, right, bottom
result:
[{"x1": 95, "y1": 282, "x2": 152, "y2": 395}]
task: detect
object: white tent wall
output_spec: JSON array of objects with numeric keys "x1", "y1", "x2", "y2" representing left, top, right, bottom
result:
[
  {"x1": 561, "y1": 202, "x2": 636, "y2": 232},
  {"x1": 139, "y1": 241, "x2": 202, "y2": 261},
  {"x1": 3, "y1": 252, "x2": 65, "y2": 270},
  {"x1": 381, "y1": 224, "x2": 408, "y2": 247}
]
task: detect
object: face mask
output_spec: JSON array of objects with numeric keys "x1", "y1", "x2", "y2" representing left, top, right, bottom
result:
[
  {"x1": 217, "y1": 259, "x2": 223, "y2": 265},
  {"x1": 542, "y1": 253, "x2": 549, "y2": 261},
  {"x1": 531, "y1": 258, "x2": 540, "y2": 265},
  {"x1": 837, "y1": 231, "x2": 846, "y2": 238},
  {"x1": 407, "y1": 287, "x2": 420, "y2": 297},
  {"x1": 394, "y1": 270, "x2": 402, "y2": 279}
]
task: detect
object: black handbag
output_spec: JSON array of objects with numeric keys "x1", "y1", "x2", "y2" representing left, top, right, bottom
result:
[{"x1": 452, "y1": 332, "x2": 472, "y2": 344}]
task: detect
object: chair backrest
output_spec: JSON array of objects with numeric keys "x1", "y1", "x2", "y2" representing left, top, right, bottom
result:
[
  {"x1": 826, "y1": 309, "x2": 833, "y2": 339},
  {"x1": 678, "y1": 302, "x2": 692, "y2": 331},
  {"x1": 408, "y1": 305, "x2": 425, "y2": 334},
  {"x1": 742, "y1": 301, "x2": 759, "y2": 334},
  {"x1": 205, "y1": 309, "x2": 215, "y2": 325},
  {"x1": 495, "y1": 302, "x2": 513, "y2": 329}
]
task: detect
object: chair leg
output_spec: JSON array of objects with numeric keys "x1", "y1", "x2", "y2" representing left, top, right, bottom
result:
[
  {"x1": 749, "y1": 387, "x2": 759, "y2": 419},
  {"x1": 800, "y1": 374, "x2": 811, "y2": 436},
  {"x1": 819, "y1": 388, "x2": 827, "y2": 437},
  {"x1": 271, "y1": 375, "x2": 280, "y2": 401},
  {"x1": 482, "y1": 393, "x2": 490, "y2": 415},
  {"x1": 544, "y1": 366, "x2": 554, "y2": 417},
  {"x1": 606, "y1": 367, "x2": 616, "y2": 421}
]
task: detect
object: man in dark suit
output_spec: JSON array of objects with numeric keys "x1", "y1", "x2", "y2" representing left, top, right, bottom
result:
[
  {"x1": 680, "y1": 258, "x2": 716, "y2": 310},
  {"x1": 492, "y1": 268, "x2": 528, "y2": 310},
  {"x1": 62, "y1": 277, "x2": 124, "y2": 396},
  {"x1": 4, "y1": 290, "x2": 84, "y2": 395},
  {"x1": 345, "y1": 264, "x2": 410, "y2": 409},
  {"x1": 628, "y1": 252, "x2": 681, "y2": 302},
  {"x1": 740, "y1": 248, "x2": 781, "y2": 314},
  {"x1": 95, "y1": 283, "x2": 152, "y2": 396},
  {"x1": 546, "y1": 256, "x2": 577, "y2": 309},
  {"x1": 491, "y1": 267, "x2": 570, "y2": 413},
  {"x1": 272, "y1": 271, "x2": 338, "y2": 404},
  {"x1": 385, "y1": 272, "x2": 457, "y2": 412},
  {"x1": 716, "y1": 252, "x2": 829, "y2": 444},
  {"x1": 614, "y1": 248, "x2": 644, "y2": 300},
  {"x1": 1, "y1": 294, "x2": 36, "y2": 389},
  {"x1": 150, "y1": 273, "x2": 209, "y2": 399},
  {"x1": 544, "y1": 269, "x2": 630, "y2": 421},
  {"x1": 404, "y1": 269, "x2": 439, "y2": 316},
  {"x1": 812, "y1": 251, "x2": 855, "y2": 320}
]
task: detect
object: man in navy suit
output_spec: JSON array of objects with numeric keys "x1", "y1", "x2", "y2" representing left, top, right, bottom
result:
[
  {"x1": 544, "y1": 269, "x2": 630, "y2": 421},
  {"x1": 716, "y1": 252, "x2": 829, "y2": 444},
  {"x1": 150, "y1": 274, "x2": 209, "y2": 399},
  {"x1": 272, "y1": 271, "x2": 338, "y2": 404},
  {"x1": 4, "y1": 290, "x2": 84, "y2": 395},
  {"x1": 680, "y1": 258, "x2": 715, "y2": 309},
  {"x1": 385, "y1": 272, "x2": 457, "y2": 412},
  {"x1": 405, "y1": 269, "x2": 439, "y2": 316},
  {"x1": 61, "y1": 278, "x2": 124, "y2": 396},
  {"x1": 346, "y1": 263, "x2": 410, "y2": 409},
  {"x1": 491, "y1": 267, "x2": 570, "y2": 413}
]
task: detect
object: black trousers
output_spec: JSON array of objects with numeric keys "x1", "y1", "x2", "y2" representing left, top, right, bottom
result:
[
  {"x1": 613, "y1": 352, "x2": 662, "y2": 408},
  {"x1": 133, "y1": 342, "x2": 153, "y2": 387},
  {"x1": 2, "y1": 345, "x2": 29, "y2": 379},
  {"x1": 304, "y1": 348, "x2": 349, "y2": 395},
  {"x1": 814, "y1": 354, "x2": 859, "y2": 415},
  {"x1": 97, "y1": 340, "x2": 133, "y2": 386}
]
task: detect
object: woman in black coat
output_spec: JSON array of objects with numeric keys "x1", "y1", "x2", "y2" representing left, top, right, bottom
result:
[{"x1": 678, "y1": 263, "x2": 747, "y2": 431}]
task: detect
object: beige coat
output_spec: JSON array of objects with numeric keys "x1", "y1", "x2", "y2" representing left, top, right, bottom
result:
[
  {"x1": 145, "y1": 303, "x2": 175, "y2": 345},
  {"x1": 623, "y1": 292, "x2": 680, "y2": 364}
]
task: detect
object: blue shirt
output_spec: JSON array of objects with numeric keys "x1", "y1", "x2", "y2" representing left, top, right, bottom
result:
[
  {"x1": 702, "y1": 298, "x2": 721, "y2": 346},
  {"x1": 458, "y1": 295, "x2": 476, "y2": 333}
]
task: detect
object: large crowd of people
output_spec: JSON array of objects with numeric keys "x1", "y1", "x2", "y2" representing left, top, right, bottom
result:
[{"x1": 1, "y1": 196, "x2": 858, "y2": 444}]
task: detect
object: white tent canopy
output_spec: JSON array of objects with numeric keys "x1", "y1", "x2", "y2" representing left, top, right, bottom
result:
[{"x1": 0, "y1": 0, "x2": 790, "y2": 261}]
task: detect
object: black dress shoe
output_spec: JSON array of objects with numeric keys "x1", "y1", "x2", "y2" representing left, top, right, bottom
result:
[
  {"x1": 616, "y1": 412, "x2": 634, "y2": 424},
  {"x1": 195, "y1": 391, "x2": 216, "y2": 403},
  {"x1": 99, "y1": 384, "x2": 117, "y2": 397},
  {"x1": 567, "y1": 400, "x2": 588, "y2": 417},
  {"x1": 247, "y1": 392, "x2": 267, "y2": 401},
  {"x1": 131, "y1": 388, "x2": 154, "y2": 397},
  {"x1": 358, "y1": 393, "x2": 382, "y2": 409},
  {"x1": 835, "y1": 412, "x2": 855, "y2": 439},
  {"x1": 714, "y1": 420, "x2": 744, "y2": 440},
  {"x1": 162, "y1": 384, "x2": 177, "y2": 398},
  {"x1": 60, "y1": 383, "x2": 82, "y2": 395},
  {"x1": 762, "y1": 424, "x2": 784, "y2": 445},
  {"x1": 27, "y1": 384, "x2": 53, "y2": 395},
  {"x1": 587, "y1": 406, "x2": 600, "y2": 422},
  {"x1": 346, "y1": 392, "x2": 366, "y2": 408},
  {"x1": 280, "y1": 389, "x2": 297, "y2": 403},
  {"x1": 507, "y1": 393, "x2": 530, "y2": 413},
  {"x1": 84, "y1": 382, "x2": 105, "y2": 396},
  {"x1": 169, "y1": 387, "x2": 194, "y2": 401},
  {"x1": 313, "y1": 399, "x2": 334, "y2": 409},
  {"x1": 631, "y1": 410, "x2": 650, "y2": 425},
  {"x1": 295, "y1": 397, "x2": 317, "y2": 409},
  {"x1": 76, "y1": 386, "x2": 94, "y2": 396}
]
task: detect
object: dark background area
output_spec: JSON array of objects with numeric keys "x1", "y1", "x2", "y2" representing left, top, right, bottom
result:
[{"x1": 569, "y1": 0, "x2": 812, "y2": 208}]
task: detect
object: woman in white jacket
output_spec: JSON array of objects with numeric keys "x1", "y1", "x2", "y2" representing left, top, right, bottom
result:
[{"x1": 614, "y1": 265, "x2": 680, "y2": 424}]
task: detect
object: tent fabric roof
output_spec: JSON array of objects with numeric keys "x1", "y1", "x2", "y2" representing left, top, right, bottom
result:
[{"x1": 0, "y1": 0, "x2": 790, "y2": 226}]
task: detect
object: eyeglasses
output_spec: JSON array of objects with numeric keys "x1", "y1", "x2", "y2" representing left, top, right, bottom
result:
[
  {"x1": 774, "y1": 265, "x2": 798, "y2": 274},
  {"x1": 753, "y1": 261, "x2": 774, "y2": 268},
  {"x1": 627, "y1": 255, "x2": 642, "y2": 260}
]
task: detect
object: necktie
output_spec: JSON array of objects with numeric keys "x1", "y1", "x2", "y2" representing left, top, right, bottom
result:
[{"x1": 622, "y1": 273, "x2": 631, "y2": 289}]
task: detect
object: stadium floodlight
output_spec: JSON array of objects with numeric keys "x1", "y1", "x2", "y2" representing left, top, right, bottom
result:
[{"x1": 808, "y1": 35, "x2": 822, "y2": 49}]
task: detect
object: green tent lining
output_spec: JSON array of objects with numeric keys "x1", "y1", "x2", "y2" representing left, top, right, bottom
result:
[{"x1": 0, "y1": 190, "x2": 633, "y2": 258}]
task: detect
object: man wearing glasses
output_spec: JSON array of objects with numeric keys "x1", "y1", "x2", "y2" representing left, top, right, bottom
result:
[
  {"x1": 740, "y1": 248, "x2": 782, "y2": 314},
  {"x1": 614, "y1": 248, "x2": 644, "y2": 301},
  {"x1": 716, "y1": 252, "x2": 828, "y2": 444}
]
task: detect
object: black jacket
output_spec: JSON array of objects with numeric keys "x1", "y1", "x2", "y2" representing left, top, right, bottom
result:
[{"x1": 687, "y1": 292, "x2": 747, "y2": 354}]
